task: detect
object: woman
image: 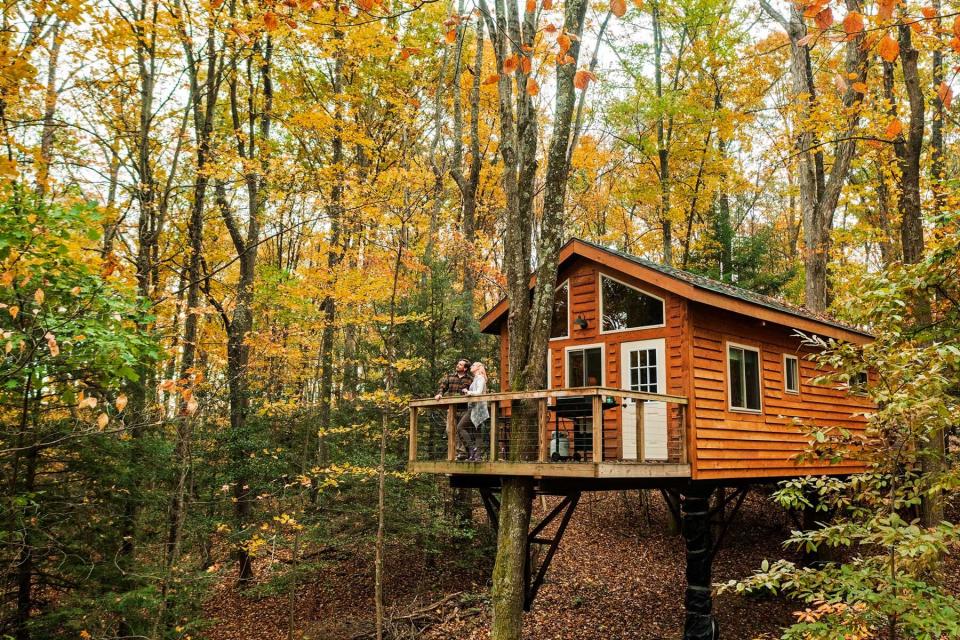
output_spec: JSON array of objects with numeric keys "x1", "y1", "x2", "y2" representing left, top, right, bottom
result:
[{"x1": 456, "y1": 361, "x2": 490, "y2": 461}]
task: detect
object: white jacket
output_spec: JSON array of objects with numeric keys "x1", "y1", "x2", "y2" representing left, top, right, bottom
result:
[{"x1": 465, "y1": 375, "x2": 490, "y2": 426}]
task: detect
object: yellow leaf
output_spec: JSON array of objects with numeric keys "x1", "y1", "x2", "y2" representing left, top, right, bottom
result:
[{"x1": 9, "y1": 306, "x2": 18, "y2": 319}]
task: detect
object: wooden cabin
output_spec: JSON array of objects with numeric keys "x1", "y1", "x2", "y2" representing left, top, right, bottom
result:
[{"x1": 408, "y1": 238, "x2": 874, "y2": 484}]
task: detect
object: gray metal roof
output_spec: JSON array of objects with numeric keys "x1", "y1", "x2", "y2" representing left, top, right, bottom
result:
[{"x1": 571, "y1": 238, "x2": 873, "y2": 339}]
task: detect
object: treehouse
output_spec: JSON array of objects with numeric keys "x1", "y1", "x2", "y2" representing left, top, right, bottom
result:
[{"x1": 407, "y1": 238, "x2": 874, "y2": 487}]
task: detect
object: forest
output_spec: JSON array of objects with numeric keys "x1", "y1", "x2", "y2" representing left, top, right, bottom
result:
[{"x1": 2, "y1": 0, "x2": 960, "y2": 638}]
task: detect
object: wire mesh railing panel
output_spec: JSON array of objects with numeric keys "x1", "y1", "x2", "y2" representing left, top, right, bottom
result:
[{"x1": 409, "y1": 388, "x2": 689, "y2": 468}]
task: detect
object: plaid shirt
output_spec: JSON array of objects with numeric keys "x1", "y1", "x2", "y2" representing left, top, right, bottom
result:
[{"x1": 437, "y1": 371, "x2": 473, "y2": 396}]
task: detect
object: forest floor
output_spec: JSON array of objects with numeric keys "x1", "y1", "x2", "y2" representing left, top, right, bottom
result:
[{"x1": 202, "y1": 488, "x2": 894, "y2": 639}]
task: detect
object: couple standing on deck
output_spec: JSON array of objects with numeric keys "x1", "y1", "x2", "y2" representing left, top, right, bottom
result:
[{"x1": 434, "y1": 358, "x2": 489, "y2": 461}]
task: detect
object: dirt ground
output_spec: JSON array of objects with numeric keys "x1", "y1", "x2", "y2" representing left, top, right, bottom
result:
[{"x1": 203, "y1": 489, "x2": 819, "y2": 640}]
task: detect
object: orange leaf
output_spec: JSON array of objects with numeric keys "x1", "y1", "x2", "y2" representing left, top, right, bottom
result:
[
  {"x1": 263, "y1": 11, "x2": 279, "y2": 30},
  {"x1": 542, "y1": 0, "x2": 553, "y2": 8},
  {"x1": 211, "y1": 0, "x2": 224, "y2": 8},
  {"x1": 526, "y1": 0, "x2": 536, "y2": 12},
  {"x1": 521, "y1": 56, "x2": 532, "y2": 73},
  {"x1": 558, "y1": 33, "x2": 571, "y2": 55},
  {"x1": 526, "y1": 77, "x2": 540, "y2": 96},
  {"x1": 851, "y1": 81, "x2": 868, "y2": 93},
  {"x1": 611, "y1": 0, "x2": 627, "y2": 18},
  {"x1": 952, "y1": 36, "x2": 960, "y2": 53},
  {"x1": 814, "y1": 8, "x2": 833, "y2": 29},
  {"x1": 446, "y1": 29, "x2": 457, "y2": 44},
  {"x1": 356, "y1": 0, "x2": 374, "y2": 10},
  {"x1": 544, "y1": 23, "x2": 558, "y2": 33},
  {"x1": 877, "y1": 33, "x2": 900, "y2": 62},
  {"x1": 503, "y1": 54, "x2": 519, "y2": 74},
  {"x1": 842, "y1": 11, "x2": 864, "y2": 36},
  {"x1": 953, "y1": 15, "x2": 960, "y2": 37},
  {"x1": 877, "y1": 0, "x2": 897, "y2": 21},
  {"x1": 796, "y1": 33, "x2": 816, "y2": 47},
  {"x1": 938, "y1": 81, "x2": 953, "y2": 109},
  {"x1": 921, "y1": 6, "x2": 936, "y2": 19},
  {"x1": 884, "y1": 118, "x2": 902, "y2": 137},
  {"x1": 573, "y1": 69, "x2": 595, "y2": 90},
  {"x1": 482, "y1": 74, "x2": 500, "y2": 85}
]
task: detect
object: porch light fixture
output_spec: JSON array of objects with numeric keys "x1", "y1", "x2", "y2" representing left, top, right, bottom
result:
[{"x1": 574, "y1": 315, "x2": 588, "y2": 330}]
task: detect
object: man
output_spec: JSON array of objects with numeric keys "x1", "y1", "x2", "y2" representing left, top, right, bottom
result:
[
  {"x1": 435, "y1": 358, "x2": 473, "y2": 399},
  {"x1": 435, "y1": 358, "x2": 473, "y2": 458}
]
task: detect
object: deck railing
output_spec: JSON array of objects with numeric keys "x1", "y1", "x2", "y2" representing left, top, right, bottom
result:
[{"x1": 408, "y1": 387, "x2": 689, "y2": 477}]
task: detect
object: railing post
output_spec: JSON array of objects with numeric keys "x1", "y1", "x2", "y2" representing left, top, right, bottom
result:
[
  {"x1": 591, "y1": 393, "x2": 602, "y2": 463},
  {"x1": 636, "y1": 399, "x2": 645, "y2": 462},
  {"x1": 490, "y1": 402, "x2": 498, "y2": 461},
  {"x1": 447, "y1": 405, "x2": 456, "y2": 461},
  {"x1": 538, "y1": 398, "x2": 549, "y2": 463},
  {"x1": 409, "y1": 407, "x2": 418, "y2": 462},
  {"x1": 679, "y1": 403, "x2": 688, "y2": 464}
]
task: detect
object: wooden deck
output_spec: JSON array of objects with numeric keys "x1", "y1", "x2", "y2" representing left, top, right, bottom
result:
[{"x1": 408, "y1": 387, "x2": 690, "y2": 480}]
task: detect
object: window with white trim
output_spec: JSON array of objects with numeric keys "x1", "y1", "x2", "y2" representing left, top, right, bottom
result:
[
  {"x1": 567, "y1": 346, "x2": 603, "y2": 387},
  {"x1": 728, "y1": 344, "x2": 762, "y2": 411},
  {"x1": 628, "y1": 347, "x2": 659, "y2": 393},
  {"x1": 600, "y1": 275, "x2": 664, "y2": 332},
  {"x1": 784, "y1": 354, "x2": 799, "y2": 394}
]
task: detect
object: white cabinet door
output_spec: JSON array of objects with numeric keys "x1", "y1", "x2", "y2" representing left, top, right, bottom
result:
[{"x1": 620, "y1": 339, "x2": 668, "y2": 461}]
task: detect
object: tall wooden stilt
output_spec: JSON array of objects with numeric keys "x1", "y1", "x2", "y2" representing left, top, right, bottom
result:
[{"x1": 681, "y1": 484, "x2": 718, "y2": 640}]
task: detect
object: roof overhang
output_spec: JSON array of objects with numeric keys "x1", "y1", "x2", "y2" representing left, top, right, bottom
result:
[{"x1": 478, "y1": 239, "x2": 873, "y2": 345}]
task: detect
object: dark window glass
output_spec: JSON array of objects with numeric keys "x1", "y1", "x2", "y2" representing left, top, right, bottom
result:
[
  {"x1": 550, "y1": 281, "x2": 569, "y2": 339},
  {"x1": 729, "y1": 346, "x2": 761, "y2": 411},
  {"x1": 601, "y1": 276, "x2": 664, "y2": 331},
  {"x1": 784, "y1": 356, "x2": 799, "y2": 393},
  {"x1": 568, "y1": 347, "x2": 602, "y2": 387},
  {"x1": 851, "y1": 371, "x2": 868, "y2": 393}
]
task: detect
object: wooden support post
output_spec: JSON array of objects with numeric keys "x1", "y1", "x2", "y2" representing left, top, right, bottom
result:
[
  {"x1": 446, "y1": 405, "x2": 456, "y2": 461},
  {"x1": 538, "y1": 398, "x2": 549, "y2": 462},
  {"x1": 408, "y1": 407, "x2": 418, "y2": 462},
  {"x1": 490, "y1": 402, "x2": 498, "y2": 461},
  {"x1": 591, "y1": 394, "x2": 602, "y2": 463}
]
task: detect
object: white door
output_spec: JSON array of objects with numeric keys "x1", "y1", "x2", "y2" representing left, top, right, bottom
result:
[{"x1": 620, "y1": 339, "x2": 668, "y2": 461}]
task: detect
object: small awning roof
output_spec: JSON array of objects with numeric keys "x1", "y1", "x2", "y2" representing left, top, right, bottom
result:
[{"x1": 479, "y1": 238, "x2": 873, "y2": 344}]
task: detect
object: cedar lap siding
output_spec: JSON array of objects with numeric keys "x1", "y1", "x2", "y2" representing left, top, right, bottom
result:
[{"x1": 480, "y1": 239, "x2": 874, "y2": 482}]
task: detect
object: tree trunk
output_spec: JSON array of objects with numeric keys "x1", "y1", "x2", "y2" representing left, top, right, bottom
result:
[
  {"x1": 760, "y1": 0, "x2": 867, "y2": 312},
  {"x1": 490, "y1": 477, "x2": 533, "y2": 638}
]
